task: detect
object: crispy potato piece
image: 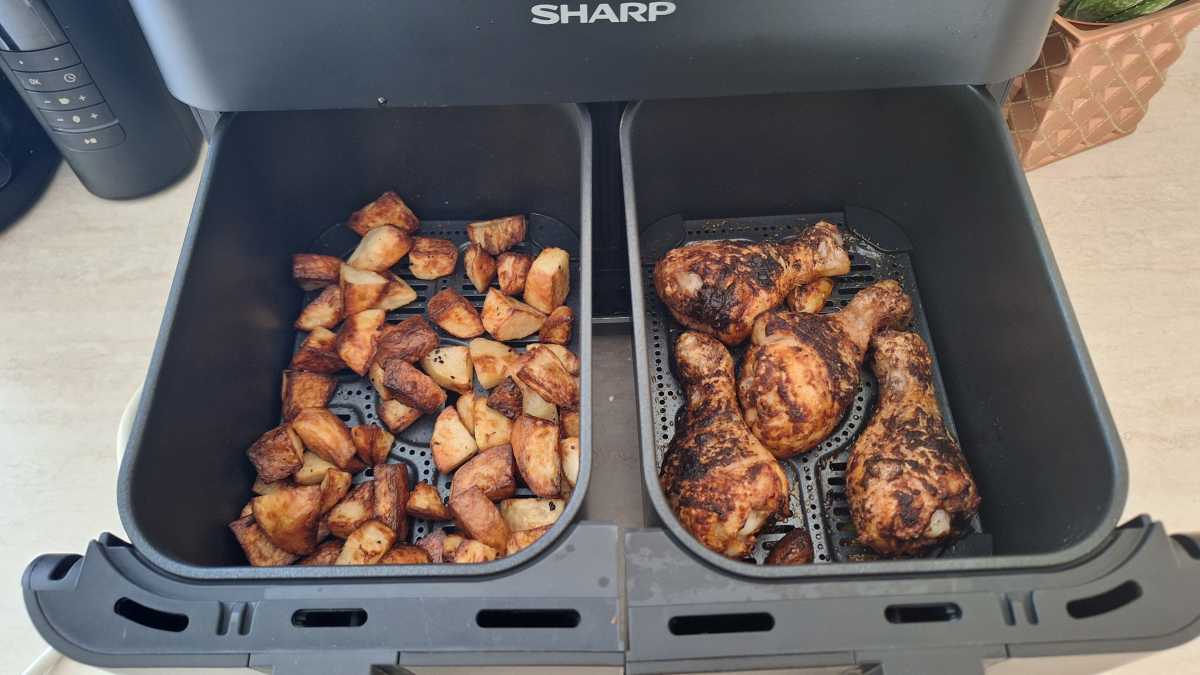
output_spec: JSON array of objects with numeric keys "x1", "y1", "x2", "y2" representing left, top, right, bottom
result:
[
  {"x1": 506, "y1": 525, "x2": 552, "y2": 556},
  {"x1": 325, "y1": 482, "x2": 374, "y2": 538},
  {"x1": 560, "y1": 410, "x2": 580, "y2": 438},
  {"x1": 450, "y1": 486, "x2": 511, "y2": 551},
  {"x1": 442, "y1": 534, "x2": 466, "y2": 560},
  {"x1": 368, "y1": 361, "x2": 392, "y2": 401},
  {"x1": 559, "y1": 437, "x2": 580, "y2": 488},
  {"x1": 417, "y1": 529, "x2": 450, "y2": 563},
  {"x1": 381, "y1": 358, "x2": 446, "y2": 413},
  {"x1": 348, "y1": 225, "x2": 413, "y2": 271},
  {"x1": 347, "y1": 191, "x2": 419, "y2": 236},
  {"x1": 468, "y1": 337, "x2": 517, "y2": 389},
  {"x1": 765, "y1": 527, "x2": 815, "y2": 565},
  {"x1": 527, "y1": 343, "x2": 580, "y2": 376},
  {"x1": 427, "y1": 288, "x2": 484, "y2": 339},
  {"x1": 292, "y1": 409, "x2": 358, "y2": 469},
  {"x1": 252, "y1": 476, "x2": 291, "y2": 496},
  {"x1": 375, "y1": 316, "x2": 438, "y2": 365},
  {"x1": 409, "y1": 237, "x2": 459, "y2": 280},
  {"x1": 497, "y1": 252, "x2": 533, "y2": 295},
  {"x1": 523, "y1": 247, "x2": 570, "y2": 313},
  {"x1": 378, "y1": 399, "x2": 422, "y2": 433},
  {"x1": 319, "y1": 469, "x2": 353, "y2": 513},
  {"x1": 295, "y1": 285, "x2": 343, "y2": 331},
  {"x1": 230, "y1": 516, "x2": 298, "y2": 566},
  {"x1": 452, "y1": 445, "x2": 517, "y2": 501},
  {"x1": 239, "y1": 501, "x2": 254, "y2": 518},
  {"x1": 420, "y1": 345, "x2": 474, "y2": 394},
  {"x1": 538, "y1": 305, "x2": 573, "y2": 345},
  {"x1": 472, "y1": 397, "x2": 513, "y2": 450},
  {"x1": 372, "y1": 462, "x2": 410, "y2": 539},
  {"x1": 521, "y1": 384, "x2": 558, "y2": 422},
  {"x1": 351, "y1": 424, "x2": 393, "y2": 465},
  {"x1": 247, "y1": 425, "x2": 304, "y2": 482},
  {"x1": 281, "y1": 370, "x2": 337, "y2": 421},
  {"x1": 297, "y1": 539, "x2": 342, "y2": 566},
  {"x1": 291, "y1": 327, "x2": 346, "y2": 374},
  {"x1": 512, "y1": 347, "x2": 578, "y2": 408},
  {"x1": 252, "y1": 484, "x2": 323, "y2": 554},
  {"x1": 463, "y1": 244, "x2": 497, "y2": 293},
  {"x1": 335, "y1": 308, "x2": 386, "y2": 375},
  {"x1": 295, "y1": 451, "x2": 337, "y2": 485},
  {"x1": 292, "y1": 254, "x2": 343, "y2": 291},
  {"x1": 467, "y1": 215, "x2": 526, "y2": 255},
  {"x1": 450, "y1": 539, "x2": 498, "y2": 564},
  {"x1": 376, "y1": 272, "x2": 418, "y2": 311},
  {"x1": 317, "y1": 517, "x2": 331, "y2": 542},
  {"x1": 486, "y1": 378, "x2": 522, "y2": 420},
  {"x1": 340, "y1": 264, "x2": 389, "y2": 315},
  {"x1": 786, "y1": 278, "x2": 834, "y2": 314},
  {"x1": 431, "y1": 406, "x2": 478, "y2": 472},
  {"x1": 380, "y1": 545, "x2": 432, "y2": 565},
  {"x1": 336, "y1": 520, "x2": 396, "y2": 565},
  {"x1": 499, "y1": 498, "x2": 566, "y2": 532},
  {"x1": 511, "y1": 415, "x2": 562, "y2": 497},
  {"x1": 456, "y1": 392, "x2": 477, "y2": 433},
  {"x1": 482, "y1": 289, "x2": 545, "y2": 341},
  {"x1": 406, "y1": 481, "x2": 451, "y2": 520}
]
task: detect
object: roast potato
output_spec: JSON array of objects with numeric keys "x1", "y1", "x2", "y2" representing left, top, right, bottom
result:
[
  {"x1": 467, "y1": 215, "x2": 526, "y2": 255},
  {"x1": 351, "y1": 424, "x2": 394, "y2": 465},
  {"x1": 486, "y1": 378, "x2": 523, "y2": 420},
  {"x1": 521, "y1": 385, "x2": 557, "y2": 422},
  {"x1": 430, "y1": 406, "x2": 478, "y2": 472},
  {"x1": 347, "y1": 191, "x2": 419, "y2": 236},
  {"x1": 294, "y1": 451, "x2": 337, "y2": 485},
  {"x1": 252, "y1": 476, "x2": 291, "y2": 496},
  {"x1": 497, "y1": 252, "x2": 533, "y2": 295},
  {"x1": 560, "y1": 410, "x2": 580, "y2": 438},
  {"x1": 381, "y1": 358, "x2": 446, "y2": 413},
  {"x1": 527, "y1": 343, "x2": 580, "y2": 376},
  {"x1": 376, "y1": 272, "x2": 418, "y2": 311},
  {"x1": 406, "y1": 481, "x2": 451, "y2": 520},
  {"x1": 441, "y1": 533, "x2": 466, "y2": 560},
  {"x1": 347, "y1": 225, "x2": 412, "y2": 271},
  {"x1": 281, "y1": 370, "x2": 337, "y2": 421},
  {"x1": 247, "y1": 425, "x2": 304, "y2": 482},
  {"x1": 416, "y1": 529, "x2": 450, "y2": 563},
  {"x1": 427, "y1": 288, "x2": 484, "y2": 338},
  {"x1": 372, "y1": 462, "x2": 410, "y2": 538},
  {"x1": 319, "y1": 469, "x2": 353, "y2": 513},
  {"x1": 450, "y1": 539, "x2": 498, "y2": 564},
  {"x1": 765, "y1": 527, "x2": 814, "y2": 565},
  {"x1": 335, "y1": 308, "x2": 386, "y2": 375},
  {"x1": 336, "y1": 520, "x2": 396, "y2": 565},
  {"x1": 523, "y1": 247, "x2": 570, "y2": 313},
  {"x1": 378, "y1": 399, "x2": 422, "y2": 433},
  {"x1": 468, "y1": 338, "x2": 517, "y2": 389},
  {"x1": 290, "y1": 327, "x2": 346, "y2": 374},
  {"x1": 252, "y1": 484, "x2": 323, "y2": 554},
  {"x1": 559, "y1": 437, "x2": 580, "y2": 488},
  {"x1": 409, "y1": 237, "x2": 459, "y2": 280},
  {"x1": 379, "y1": 545, "x2": 432, "y2": 565},
  {"x1": 538, "y1": 306, "x2": 573, "y2": 345},
  {"x1": 472, "y1": 397, "x2": 513, "y2": 450},
  {"x1": 230, "y1": 515, "x2": 298, "y2": 566},
  {"x1": 450, "y1": 486, "x2": 510, "y2": 551},
  {"x1": 296, "y1": 539, "x2": 342, "y2": 566},
  {"x1": 451, "y1": 445, "x2": 516, "y2": 501},
  {"x1": 456, "y1": 392, "x2": 477, "y2": 433},
  {"x1": 464, "y1": 244, "x2": 497, "y2": 293},
  {"x1": 505, "y1": 525, "x2": 552, "y2": 556},
  {"x1": 498, "y1": 498, "x2": 565, "y2": 532},
  {"x1": 482, "y1": 289, "x2": 545, "y2": 341},
  {"x1": 325, "y1": 482, "x2": 374, "y2": 538},
  {"x1": 368, "y1": 361, "x2": 392, "y2": 401},
  {"x1": 292, "y1": 253, "x2": 343, "y2": 291},
  {"x1": 375, "y1": 316, "x2": 438, "y2": 365},
  {"x1": 512, "y1": 347, "x2": 578, "y2": 408},
  {"x1": 295, "y1": 285, "x2": 343, "y2": 331},
  {"x1": 420, "y1": 345, "x2": 474, "y2": 395},
  {"x1": 291, "y1": 409, "x2": 358, "y2": 469},
  {"x1": 340, "y1": 264, "x2": 389, "y2": 315},
  {"x1": 511, "y1": 415, "x2": 562, "y2": 497}
]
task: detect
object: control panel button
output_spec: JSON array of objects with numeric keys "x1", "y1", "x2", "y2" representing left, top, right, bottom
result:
[
  {"x1": 30, "y1": 84, "x2": 101, "y2": 110},
  {"x1": 42, "y1": 102, "x2": 114, "y2": 131},
  {"x1": 53, "y1": 124, "x2": 125, "y2": 151},
  {"x1": 1, "y1": 43, "x2": 79, "y2": 72},
  {"x1": 18, "y1": 64, "x2": 90, "y2": 91}
]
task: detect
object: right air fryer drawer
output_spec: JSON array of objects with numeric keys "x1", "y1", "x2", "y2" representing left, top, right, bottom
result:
[{"x1": 622, "y1": 86, "x2": 1127, "y2": 578}]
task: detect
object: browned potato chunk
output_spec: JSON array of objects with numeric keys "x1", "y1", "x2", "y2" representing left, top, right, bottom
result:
[
  {"x1": 281, "y1": 370, "x2": 337, "y2": 421},
  {"x1": 291, "y1": 409, "x2": 358, "y2": 469},
  {"x1": 409, "y1": 237, "x2": 459, "y2": 280},
  {"x1": 431, "y1": 407, "x2": 478, "y2": 472},
  {"x1": 351, "y1": 424, "x2": 393, "y2": 465},
  {"x1": 381, "y1": 359, "x2": 446, "y2": 413},
  {"x1": 247, "y1": 425, "x2": 304, "y2": 482},
  {"x1": 230, "y1": 515, "x2": 298, "y2": 566},
  {"x1": 442, "y1": 534, "x2": 466, "y2": 560},
  {"x1": 450, "y1": 539, "x2": 499, "y2": 564},
  {"x1": 468, "y1": 337, "x2": 517, "y2": 389},
  {"x1": 506, "y1": 525, "x2": 552, "y2": 556},
  {"x1": 456, "y1": 392, "x2": 477, "y2": 433},
  {"x1": 336, "y1": 520, "x2": 396, "y2": 565},
  {"x1": 292, "y1": 254, "x2": 343, "y2": 291},
  {"x1": 252, "y1": 484, "x2": 323, "y2": 554},
  {"x1": 523, "y1": 247, "x2": 570, "y2": 313},
  {"x1": 319, "y1": 469, "x2": 353, "y2": 513},
  {"x1": 296, "y1": 539, "x2": 342, "y2": 566},
  {"x1": 560, "y1": 410, "x2": 580, "y2": 438},
  {"x1": 452, "y1": 445, "x2": 517, "y2": 501},
  {"x1": 559, "y1": 437, "x2": 580, "y2": 488},
  {"x1": 378, "y1": 399, "x2": 422, "y2": 433},
  {"x1": 467, "y1": 215, "x2": 526, "y2": 255},
  {"x1": 765, "y1": 527, "x2": 815, "y2": 565},
  {"x1": 421, "y1": 345, "x2": 474, "y2": 395},
  {"x1": 511, "y1": 415, "x2": 562, "y2": 497},
  {"x1": 521, "y1": 384, "x2": 558, "y2": 422},
  {"x1": 368, "y1": 361, "x2": 392, "y2": 401},
  {"x1": 372, "y1": 462, "x2": 410, "y2": 539},
  {"x1": 290, "y1": 327, "x2": 345, "y2": 374},
  {"x1": 238, "y1": 500, "x2": 254, "y2": 518},
  {"x1": 325, "y1": 482, "x2": 374, "y2": 538},
  {"x1": 497, "y1": 252, "x2": 533, "y2": 295},
  {"x1": 347, "y1": 191, "x2": 419, "y2": 236},
  {"x1": 295, "y1": 285, "x2": 343, "y2": 331},
  {"x1": 482, "y1": 289, "x2": 546, "y2": 341},
  {"x1": 538, "y1": 305, "x2": 573, "y2": 345},
  {"x1": 450, "y1": 486, "x2": 510, "y2": 551},
  {"x1": 340, "y1": 264, "x2": 389, "y2": 315},
  {"x1": 376, "y1": 272, "x2": 418, "y2": 311},
  {"x1": 375, "y1": 316, "x2": 438, "y2": 365},
  {"x1": 528, "y1": 343, "x2": 580, "y2": 376},
  {"x1": 786, "y1": 278, "x2": 834, "y2": 314},
  {"x1": 252, "y1": 476, "x2": 291, "y2": 496},
  {"x1": 486, "y1": 378, "x2": 522, "y2": 420},
  {"x1": 427, "y1": 288, "x2": 484, "y2": 338},
  {"x1": 472, "y1": 397, "x2": 513, "y2": 450},
  {"x1": 416, "y1": 530, "x2": 450, "y2": 563},
  {"x1": 464, "y1": 244, "x2": 497, "y2": 293},
  {"x1": 347, "y1": 225, "x2": 413, "y2": 271},
  {"x1": 335, "y1": 308, "x2": 386, "y2": 375},
  {"x1": 499, "y1": 498, "x2": 566, "y2": 532},
  {"x1": 380, "y1": 545, "x2": 432, "y2": 565},
  {"x1": 406, "y1": 481, "x2": 451, "y2": 520},
  {"x1": 294, "y1": 451, "x2": 337, "y2": 485},
  {"x1": 511, "y1": 347, "x2": 578, "y2": 408}
]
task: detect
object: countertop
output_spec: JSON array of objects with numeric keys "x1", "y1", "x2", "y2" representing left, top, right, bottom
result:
[{"x1": 4, "y1": 37, "x2": 1199, "y2": 675}]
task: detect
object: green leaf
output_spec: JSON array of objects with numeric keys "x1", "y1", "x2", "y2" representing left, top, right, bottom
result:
[
  {"x1": 1099, "y1": 0, "x2": 1177, "y2": 21},
  {"x1": 1061, "y1": 0, "x2": 1142, "y2": 20}
]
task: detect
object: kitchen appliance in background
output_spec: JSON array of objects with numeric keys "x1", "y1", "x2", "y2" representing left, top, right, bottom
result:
[
  {"x1": 0, "y1": 0, "x2": 200, "y2": 200},
  {"x1": 0, "y1": 74, "x2": 57, "y2": 231}
]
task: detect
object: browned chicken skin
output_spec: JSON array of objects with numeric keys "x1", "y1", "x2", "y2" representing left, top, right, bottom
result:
[
  {"x1": 846, "y1": 331, "x2": 981, "y2": 556},
  {"x1": 660, "y1": 332, "x2": 790, "y2": 559},
  {"x1": 738, "y1": 280, "x2": 912, "y2": 458},
  {"x1": 653, "y1": 222, "x2": 851, "y2": 346}
]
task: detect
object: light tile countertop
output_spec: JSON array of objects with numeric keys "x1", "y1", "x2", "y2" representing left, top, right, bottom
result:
[{"x1": 3, "y1": 36, "x2": 1199, "y2": 675}]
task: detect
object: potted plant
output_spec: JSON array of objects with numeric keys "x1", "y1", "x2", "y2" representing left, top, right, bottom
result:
[{"x1": 1004, "y1": 0, "x2": 1200, "y2": 170}]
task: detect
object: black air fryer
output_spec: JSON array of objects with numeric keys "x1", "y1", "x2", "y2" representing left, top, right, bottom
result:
[{"x1": 22, "y1": 2, "x2": 1200, "y2": 673}]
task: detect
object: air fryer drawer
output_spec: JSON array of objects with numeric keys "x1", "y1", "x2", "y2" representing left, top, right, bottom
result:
[{"x1": 118, "y1": 104, "x2": 593, "y2": 579}]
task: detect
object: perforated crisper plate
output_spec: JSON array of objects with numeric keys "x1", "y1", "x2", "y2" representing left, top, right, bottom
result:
[
  {"x1": 639, "y1": 212, "x2": 987, "y2": 565},
  {"x1": 300, "y1": 214, "x2": 581, "y2": 546}
]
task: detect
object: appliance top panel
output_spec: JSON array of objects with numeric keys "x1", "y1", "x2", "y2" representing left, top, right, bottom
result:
[{"x1": 128, "y1": 0, "x2": 1057, "y2": 110}]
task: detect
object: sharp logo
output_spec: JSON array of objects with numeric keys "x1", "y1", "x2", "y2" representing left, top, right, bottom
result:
[{"x1": 531, "y1": 2, "x2": 677, "y2": 25}]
